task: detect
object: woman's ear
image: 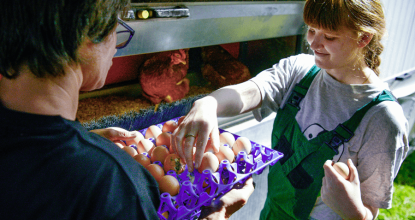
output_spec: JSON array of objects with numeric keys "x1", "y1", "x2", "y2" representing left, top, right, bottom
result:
[{"x1": 358, "y1": 33, "x2": 373, "y2": 48}]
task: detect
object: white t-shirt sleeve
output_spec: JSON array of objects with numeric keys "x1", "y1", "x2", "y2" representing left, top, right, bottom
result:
[{"x1": 355, "y1": 101, "x2": 409, "y2": 209}]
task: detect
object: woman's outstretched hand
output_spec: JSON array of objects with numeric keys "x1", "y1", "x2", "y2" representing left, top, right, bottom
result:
[{"x1": 171, "y1": 96, "x2": 220, "y2": 172}]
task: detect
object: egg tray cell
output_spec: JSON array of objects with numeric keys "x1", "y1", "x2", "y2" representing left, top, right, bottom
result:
[{"x1": 138, "y1": 117, "x2": 284, "y2": 220}]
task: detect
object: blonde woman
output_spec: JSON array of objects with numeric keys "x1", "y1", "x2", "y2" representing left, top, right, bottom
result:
[{"x1": 172, "y1": 0, "x2": 408, "y2": 219}]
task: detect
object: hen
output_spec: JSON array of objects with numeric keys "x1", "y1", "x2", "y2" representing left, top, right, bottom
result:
[
  {"x1": 139, "y1": 49, "x2": 190, "y2": 110},
  {"x1": 201, "y1": 45, "x2": 251, "y2": 89}
]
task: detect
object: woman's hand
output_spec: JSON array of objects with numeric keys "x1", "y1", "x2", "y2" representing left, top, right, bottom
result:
[
  {"x1": 90, "y1": 127, "x2": 137, "y2": 142},
  {"x1": 198, "y1": 177, "x2": 255, "y2": 220},
  {"x1": 321, "y1": 159, "x2": 372, "y2": 220},
  {"x1": 171, "y1": 96, "x2": 220, "y2": 172}
]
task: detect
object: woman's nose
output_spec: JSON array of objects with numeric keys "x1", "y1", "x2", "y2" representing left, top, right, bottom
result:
[{"x1": 309, "y1": 34, "x2": 323, "y2": 51}]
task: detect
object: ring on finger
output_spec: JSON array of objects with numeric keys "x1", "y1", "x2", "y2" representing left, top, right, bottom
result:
[{"x1": 184, "y1": 134, "x2": 196, "y2": 138}]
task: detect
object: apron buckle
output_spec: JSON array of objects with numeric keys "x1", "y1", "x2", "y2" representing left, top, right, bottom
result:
[
  {"x1": 287, "y1": 91, "x2": 304, "y2": 109},
  {"x1": 325, "y1": 124, "x2": 354, "y2": 154},
  {"x1": 325, "y1": 135, "x2": 342, "y2": 154}
]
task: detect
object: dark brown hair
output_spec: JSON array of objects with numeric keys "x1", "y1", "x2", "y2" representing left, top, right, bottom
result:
[
  {"x1": 304, "y1": 0, "x2": 386, "y2": 75},
  {"x1": 0, "y1": 0, "x2": 129, "y2": 79}
]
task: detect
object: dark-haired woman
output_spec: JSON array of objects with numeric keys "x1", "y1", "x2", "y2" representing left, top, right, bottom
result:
[
  {"x1": 0, "y1": 0, "x2": 253, "y2": 219},
  {"x1": 171, "y1": 0, "x2": 408, "y2": 219}
]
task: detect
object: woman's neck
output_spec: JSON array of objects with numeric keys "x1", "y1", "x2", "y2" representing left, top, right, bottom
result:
[
  {"x1": 0, "y1": 65, "x2": 83, "y2": 120},
  {"x1": 325, "y1": 62, "x2": 379, "y2": 85}
]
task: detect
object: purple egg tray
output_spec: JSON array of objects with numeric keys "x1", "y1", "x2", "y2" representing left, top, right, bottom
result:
[{"x1": 138, "y1": 117, "x2": 283, "y2": 220}]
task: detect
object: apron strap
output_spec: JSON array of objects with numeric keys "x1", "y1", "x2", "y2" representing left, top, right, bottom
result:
[
  {"x1": 325, "y1": 90, "x2": 396, "y2": 153},
  {"x1": 286, "y1": 65, "x2": 321, "y2": 109}
]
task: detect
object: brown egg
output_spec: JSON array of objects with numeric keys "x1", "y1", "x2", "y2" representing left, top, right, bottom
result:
[
  {"x1": 198, "y1": 152, "x2": 219, "y2": 173},
  {"x1": 158, "y1": 175, "x2": 180, "y2": 196},
  {"x1": 156, "y1": 132, "x2": 172, "y2": 147},
  {"x1": 146, "y1": 163, "x2": 165, "y2": 181},
  {"x1": 148, "y1": 145, "x2": 156, "y2": 157},
  {"x1": 215, "y1": 144, "x2": 235, "y2": 163},
  {"x1": 162, "y1": 211, "x2": 169, "y2": 219},
  {"x1": 134, "y1": 154, "x2": 151, "y2": 167},
  {"x1": 164, "y1": 153, "x2": 186, "y2": 174},
  {"x1": 145, "y1": 125, "x2": 162, "y2": 139},
  {"x1": 232, "y1": 137, "x2": 252, "y2": 156},
  {"x1": 113, "y1": 140, "x2": 126, "y2": 149},
  {"x1": 150, "y1": 146, "x2": 170, "y2": 164},
  {"x1": 162, "y1": 120, "x2": 178, "y2": 133},
  {"x1": 125, "y1": 130, "x2": 144, "y2": 146},
  {"x1": 204, "y1": 138, "x2": 216, "y2": 153},
  {"x1": 136, "y1": 139, "x2": 155, "y2": 154},
  {"x1": 333, "y1": 162, "x2": 350, "y2": 179},
  {"x1": 219, "y1": 132, "x2": 236, "y2": 147},
  {"x1": 177, "y1": 116, "x2": 186, "y2": 125},
  {"x1": 123, "y1": 145, "x2": 138, "y2": 157}
]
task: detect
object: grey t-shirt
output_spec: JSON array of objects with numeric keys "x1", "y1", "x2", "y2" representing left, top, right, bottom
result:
[{"x1": 250, "y1": 54, "x2": 409, "y2": 219}]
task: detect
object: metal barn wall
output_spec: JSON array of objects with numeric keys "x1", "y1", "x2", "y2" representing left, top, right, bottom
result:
[{"x1": 380, "y1": 0, "x2": 415, "y2": 79}]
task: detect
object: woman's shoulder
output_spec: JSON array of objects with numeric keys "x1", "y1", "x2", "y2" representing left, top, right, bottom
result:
[
  {"x1": 279, "y1": 53, "x2": 315, "y2": 68},
  {"x1": 370, "y1": 100, "x2": 407, "y2": 128},
  {"x1": 275, "y1": 54, "x2": 317, "y2": 77},
  {"x1": 359, "y1": 97, "x2": 408, "y2": 147}
]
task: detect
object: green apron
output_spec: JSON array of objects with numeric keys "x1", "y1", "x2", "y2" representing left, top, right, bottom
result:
[{"x1": 260, "y1": 65, "x2": 396, "y2": 220}]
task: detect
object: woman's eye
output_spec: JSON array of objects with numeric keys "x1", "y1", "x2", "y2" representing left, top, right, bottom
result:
[
  {"x1": 308, "y1": 29, "x2": 315, "y2": 34},
  {"x1": 325, "y1": 36, "x2": 335, "y2": 41}
]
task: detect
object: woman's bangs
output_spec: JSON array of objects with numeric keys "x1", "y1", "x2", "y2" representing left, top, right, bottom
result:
[{"x1": 304, "y1": 0, "x2": 349, "y2": 31}]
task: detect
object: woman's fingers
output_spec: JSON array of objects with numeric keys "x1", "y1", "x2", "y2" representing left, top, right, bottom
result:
[
  {"x1": 183, "y1": 133, "x2": 197, "y2": 172},
  {"x1": 210, "y1": 125, "x2": 220, "y2": 154},
  {"x1": 90, "y1": 127, "x2": 137, "y2": 141},
  {"x1": 347, "y1": 159, "x2": 359, "y2": 184}
]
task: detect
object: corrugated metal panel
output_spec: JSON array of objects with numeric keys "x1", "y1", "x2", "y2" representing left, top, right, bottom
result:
[{"x1": 380, "y1": 0, "x2": 415, "y2": 79}]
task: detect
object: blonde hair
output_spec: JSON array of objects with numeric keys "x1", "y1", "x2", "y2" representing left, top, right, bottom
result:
[{"x1": 303, "y1": 0, "x2": 386, "y2": 75}]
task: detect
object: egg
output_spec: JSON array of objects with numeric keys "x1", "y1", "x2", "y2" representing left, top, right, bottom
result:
[
  {"x1": 162, "y1": 120, "x2": 178, "y2": 133},
  {"x1": 215, "y1": 144, "x2": 235, "y2": 163},
  {"x1": 122, "y1": 145, "x2": 138, "y2": 157},
  {"x1": 146, "y1": 163, "x2": 165, "y2": 181},
  {"x1": 125, "y1": 130, "x2": 144, "y2": 146},
  {"x1": 163, "y1": 153, "x2": 186, "y2": 174},
  {"x1": 150, "y1": 145, "x2": 170, "y2": 164},
  {"x1": 145, "y1": 125, "x2": 162, "y2": 139},
  {"x1": 333, "y1": 162, "x2": 350, "y2": 179},
  {"x1": 204, "y1": 138, "x2": 216, "y2": 153},
  {"x1": 148, "y1": 145, "x2": 156, "y2": 157},
  {"x1": 219, "y1": 132, "x2": 236, "y2": 147},
  {"x1": 232, "y1": 137, "x2": 252, "y2": 156},
  {"x1": 198, "y1": 152, "x2": 219, "y2": 173},
  {"x1": 136, "y1": 139, "x2": 155, "y2": 154},
  {"x1": 177, "y1": 116, "x2": 186, "y2": 125},
  {"x1": 156, "y1": 132, "x2": 171, "y2": 147},
  {"x1": 134, "y1": 154, "x2": 151, "y2": 167},
  {"x1": 158, "y1": 175, "x2": 180, "y2": 196},
  {"x1": 162, "y1": 212, "x2": 169, "y2": 219},
  {"x1": 113, "y1": 140, "x2": 126, "y2": 149}
]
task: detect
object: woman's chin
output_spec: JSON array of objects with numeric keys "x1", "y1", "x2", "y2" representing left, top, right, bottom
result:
[{"x1": 313, "y1": 57, "x2": 332, "y2": 70}]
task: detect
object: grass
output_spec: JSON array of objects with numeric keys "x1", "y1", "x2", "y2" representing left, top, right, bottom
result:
[{"x1": 378, "y1": 150, "x2": 415, "y2": 220}]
